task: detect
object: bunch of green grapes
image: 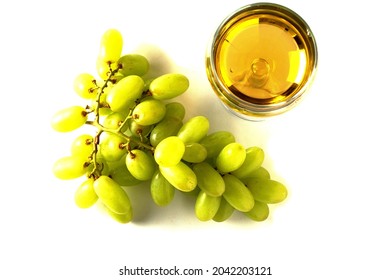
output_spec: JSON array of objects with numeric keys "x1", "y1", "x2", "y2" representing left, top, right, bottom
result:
[{"x1": 51, "y1": 29, "x2": 287, "y2": 223}]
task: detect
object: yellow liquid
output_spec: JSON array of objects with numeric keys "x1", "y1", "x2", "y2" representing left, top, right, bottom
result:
[{"x1": 215, "y1": 14, "x2": 311, "y2": 105}]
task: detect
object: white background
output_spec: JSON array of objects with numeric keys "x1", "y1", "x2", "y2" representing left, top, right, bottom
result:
[{"x1": 1, "y1": 0, "x2": 389, "y2": 279}]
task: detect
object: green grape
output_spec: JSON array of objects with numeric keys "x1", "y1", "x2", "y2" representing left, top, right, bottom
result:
[
  {"x1": 240, "y1": 166, "x2": 271, "y2": 185},
  {"x1": 182, "y1": 143, "x2": 207, "y2": 163},
  {"x1": 93, "y1": 175, "x2": 131, "y2": 214},
  {"x1": 99, "y1": 133, "x2": 127, "y2": 162},
  {"x1": 103, "y1": 112, "x2": 126, "y2": 131},
  {"x1": 244, "y1": 201, "x2": 269, "y2": 222},
  {"x1": 159, "y1": 161, "x2": 197, "y2": 192},
  {"x1": 150, "y1": 170, "x2": 175, "y2": 206},
  {"x1": 128, "y1": 119, "x2": 152, "y2": 138},
  {"x1": 149, "y1": 116, "x2": 183, "y2": 147},
  {"x1": 246, "y1": 178, "x2": 288, "y2": 204},
  {"x1": 154, "y1": 136, "x2": 185, "y2": 167},
  {"x1": 125, "y1": 149, "x2": 156, "y2": 181},
  {"x1": 200, "y1": 131, "x2": 235, "y2": 159},
  {"x1": 165, "y1": 102, "x2": 185, "y2": 120},
  {"x1": 109, "y1": 165, "x2": 141, "y2": 186},
  {"x1": 117, "y1": 54, "x2": 149, "y2": 77},
  {"x1": 74, "y1": 178, "x2": 98, "y2": 209},
  {"x1": 222, "y1": 174, "x2": 254, "y2": 212},
  {"x1": 195, "y1": 190, "x2": 221, "y2": 221},
  {"x1": 192, "y1": 162, "x2": 225, "y2": 197},
  {"x1": 71, "y1": 134, "x2": 94, "y2": 159},
  {"x1": 106, "y1": 75, "x2": 144, "y2": 112},
  {"x1": 177, "y1": 116, "x2": 209, "y2": 144},
  {"x1": 73, "y1": 73, "x2": 98, "y2": 99},
  {"x1": 132, "y1": 99, "x2": 166, "y2": 125},
  {"x1": 96, "y1": 59, "x2": 123, "y2": 80},
  {"x1": 149, "y1": 73, "x2": 189, "y2": 100},
  {"x1": 105, "y1": 206, "x2": 133, "y2": 223},
  {"x1": 51, "y1": 106, "x2": 87, "y2": 132},
  {"x1": 52, "y1": 156, "x2": 88, "y2": 180},
  {"x1": 231, "y1": 146, "x2": 265, "y2": 179},
  {"x1": 216, "y1": 142, "x2": 246, "y2": 173},
  {"x1": 213, "y1": 197, "x2": 235, "y2": 222},
  {"x1": 98, "y1": 29, "x2": 123, "y2": 63}
]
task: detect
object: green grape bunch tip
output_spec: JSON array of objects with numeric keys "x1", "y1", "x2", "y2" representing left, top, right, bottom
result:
[{"x1": 51, "y1": 29, "x2": 288, "y2": 224}]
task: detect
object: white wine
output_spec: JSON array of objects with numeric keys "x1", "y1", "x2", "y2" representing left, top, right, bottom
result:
[{"x1": 206, "y1": 3, "x2": 318, "y2": 119}]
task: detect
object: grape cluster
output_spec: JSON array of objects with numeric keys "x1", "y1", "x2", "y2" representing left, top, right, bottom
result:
[{"x1": 51, "y1": 29, "x2": 287, "y2": 223}]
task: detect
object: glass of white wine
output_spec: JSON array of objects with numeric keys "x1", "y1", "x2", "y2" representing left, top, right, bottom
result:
[{"x1": 206, "y1": 2, "x2": 318, "y2": 120}]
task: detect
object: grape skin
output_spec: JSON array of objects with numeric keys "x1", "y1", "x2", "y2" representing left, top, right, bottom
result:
[
  {"x1": 53, "y1": 156, "x2": 88, "y2": 180},
  {"x1": 216, "y1": 142, "x2": 246, "y2": 173},
  {"x1": 93, "y1": 175, "x2": 132, "y2": 215},
  {"x1": 125, "y1": 150, "x2": 156, "y2": 181},
  {"x1": 51, "y1": 106, "x2": 87, "y2": 132},
  {"x1": 159, "y1": 162, "x2": 197, "y2": 192}
]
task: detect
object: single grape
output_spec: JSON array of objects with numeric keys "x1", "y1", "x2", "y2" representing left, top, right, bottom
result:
[
  {"x1": 74, "y1": 178, "x2": 98, "y2": 209},
  {"x1": 103, "y1": 112, "x2": 126, "y2": 131},
  {"x1": 212, "y1": 197, "x2": 235, "y2": 222},
  {"x1": 98, "y1": 29, "x2": 123, "y2": 63},
  {"x1": 195, "y1": 190, "x2": 221, "y2": 221},
  {"x1": 222, "y1": 174, "x2": 254, "y2": 212},
  {"x1": 246, "y1": 178, "x2": 288, "y2": 204},
  {"x1": 244, "y1": 201, "x2": 269, "y2": 222},
  {"x1": 149, "y1": 116, "x2": 183, "y2": 147},
  {"x1": 106, "y1": 75, "x2": 144, "y2": 112},
  {"x1": 150, "y1": 170, "x2": 175, "y2": 207},
  {"x1": 117, "y1": 54, "x2": 149, "y2": 77},
  {"x1": 99, "y1": 133, "x2": 127, "y2": 162},
  {"x1": 149, "y1": 73, "x2": 189, "y2": 100},
  {"x1": 109, "y1": 165, "x2": 141, "y2": 187},
  {"x1": 125, "y1": 149, "x2": 156, "y2": 181},
  {"x1": 177, "y1": 115, "x2": 209, "y2": 144},
  {"x1": 216, "y1": 142, "x2": 246, "y2": 173},
  {"x1": 182, "y1": 143, "x2": 207, "y2": 163},
  {"x1": 200, "y1": 131, "x2": 235, "y2": 159},
  {"x1": 240, "y1": 166, "x2": 271, "y2": 185},
  {"x1": 73, "y1": 73, "x2": 98, "y2": 99},
  {"x1": 231, "y1": 146, "x2": 265, "y2": 179},
  {"x1": 51, "y1": 106, "x2": 87, "y2": 132},
  {"x1": 93, "y1": 175, "x2": 131, "y2": 214},
  {"x1": 71, "y1": 134, "x2": 94, "y2": 159},
  {"x1": 52, "y1": 156, "x2": 88, "y2": 180},
  {"x1": 159, "y1": 161, "x2": 197, "y2": 192},
  {"x1": 132, "y1": 99, "x2": 166, "y2": 126},
  {"x1": 164, "y1": 102, "x2": 185, "y2": 120},
  {"x1": 154, "y1": 136, "x2": 185, "y2": 167},
  {"x1": 192, "y1": 162, "x2": 225, "y2": 197}
]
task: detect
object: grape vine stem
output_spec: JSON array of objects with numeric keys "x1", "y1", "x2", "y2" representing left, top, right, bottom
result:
[{"x1": 87, "y1": 65, "x2": 154, "y2": 177}]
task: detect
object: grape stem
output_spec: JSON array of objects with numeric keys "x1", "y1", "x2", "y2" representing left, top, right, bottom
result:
[{"x1": 87, "y1": 64, "x2": 154, "y2": 177}]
